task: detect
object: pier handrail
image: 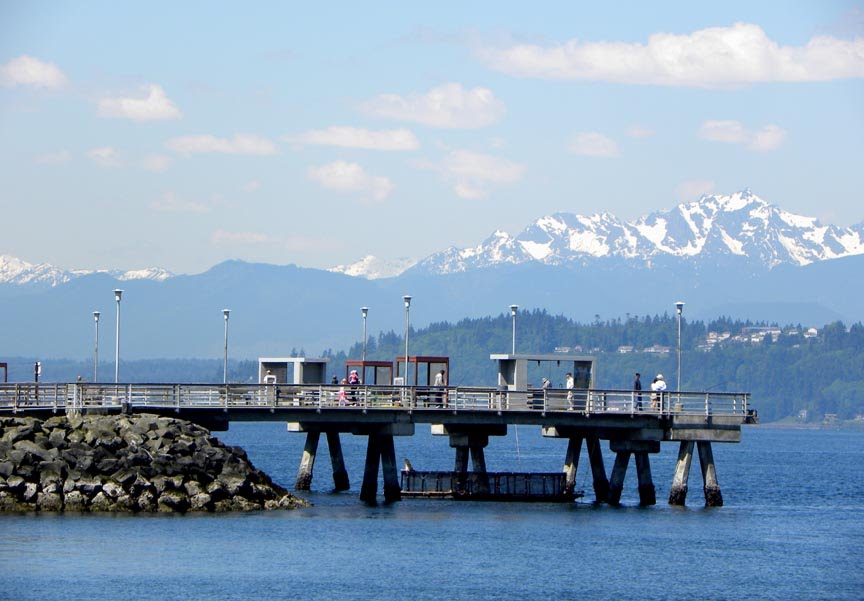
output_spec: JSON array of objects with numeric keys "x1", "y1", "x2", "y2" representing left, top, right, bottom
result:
[{"x1": 0, "y1": 382, "x2": 751, "y2": 418}]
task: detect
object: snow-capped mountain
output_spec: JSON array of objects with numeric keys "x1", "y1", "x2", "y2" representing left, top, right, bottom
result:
[
  {"x1": 328, "y1": 255, "x2": 418, "y2": 280},
  {"x1": 0, "y1": 255, "x2": 173, "y2": 286},
  {"x1": 0, "y1": 255, "x2": 73, "y2": 286},
  {"x1": 415, "y1": 190, "x2": 864, "y2": 274}
]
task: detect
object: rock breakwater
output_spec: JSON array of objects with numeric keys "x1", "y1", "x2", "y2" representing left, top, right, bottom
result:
[{"x1": 0, "y1": 413, "x2": 308, "y2": 513}]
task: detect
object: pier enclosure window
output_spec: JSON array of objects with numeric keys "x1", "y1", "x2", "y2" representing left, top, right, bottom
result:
[
  {"x1": 395, "y1": 356, "x2": 450, "y2": 387},
  {"x1": 344, "y1": 360, "x2": 394, "y2": 385}
]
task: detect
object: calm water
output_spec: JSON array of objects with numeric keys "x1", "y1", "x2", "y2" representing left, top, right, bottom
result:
[{"x1": 1, "y1": 425, "x2": 862, "y2": 601}]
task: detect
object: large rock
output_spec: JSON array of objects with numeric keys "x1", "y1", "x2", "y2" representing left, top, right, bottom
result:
[{"x1": 0, "y1": 413, "x2": 308, "y2": 513}]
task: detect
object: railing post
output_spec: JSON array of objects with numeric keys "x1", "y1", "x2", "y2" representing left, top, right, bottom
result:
[{"x1": 705, "y1": 393, "x2": 710, "y2": 416}]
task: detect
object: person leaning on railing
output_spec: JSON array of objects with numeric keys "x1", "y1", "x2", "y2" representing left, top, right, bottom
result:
[{"x1": 650, "y1": 373, "x2": 666, "y2": 410}]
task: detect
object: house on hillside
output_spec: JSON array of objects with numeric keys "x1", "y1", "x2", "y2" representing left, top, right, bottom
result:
[{"x1": 643, "y1": 345, "x2": 670, "y2": 354}]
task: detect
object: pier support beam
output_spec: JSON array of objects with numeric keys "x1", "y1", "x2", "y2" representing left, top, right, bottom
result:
[
  {"x1": 295, "y1": 431, "x2": 320, "y2": 491},
  {"x1": 634, "y1": 452, "x2": 656, "y2": 506},
  {"x1": 586, "y1": 437, "x2": 609, "y2": 503},
  {"x1": 606, "y1": 441, "x2": 659, "y2": 506},
  {"x1": 668, "y1": 440, "x2": 694, "y2": 506},
  {"x1": 451, "y1": 434, "x2": 490, "y2": 495},
  {"x1": 608, "y1": 451, "x2": 631, "y2": 505},
  {"x1": 326, "y1": 431, "x2": 350, "y2": 492},
  {"x1": 360, "y1": 433, "x2": 403, "y2": 504},
  {"x1": 697, "y1": 441, "x2": 723, "y2": 507},
  {"x1": 360, "y1": 434, "x2": 382, "y2": 504},
  {"x1": 380, "y1": 435, "x2": 401, "y2": 503},
  {"x1": 562, "y1": 437, "x2": 583, "y2": 494}
]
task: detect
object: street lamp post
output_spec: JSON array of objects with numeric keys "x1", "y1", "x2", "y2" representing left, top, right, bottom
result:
[
  {"x1": 93, "y1": 311, "x2": 100, "y2": 382},
  {"x1": 402, "y1": 295, "x2": 411, "y2": 385},
  {"x1": 361, "y1": 307, "x2": 368, "y2": 363},
  {"x1": 509, "y1": 304, "x2": 519, "y2": 355},
  {"x1": 676, "y1": 301, "x2": 685, "y2": 392},
  {"x1": 113, "y1": 289, "x2": 123, "y2": 384},
  {"x1": 222, "y1": 309, "x2": 231, "y2": 384}
]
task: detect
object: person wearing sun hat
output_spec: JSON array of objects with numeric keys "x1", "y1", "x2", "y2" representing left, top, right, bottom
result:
[{"x1": 650, "y1": 373, "x2": 667, "y2": 409}]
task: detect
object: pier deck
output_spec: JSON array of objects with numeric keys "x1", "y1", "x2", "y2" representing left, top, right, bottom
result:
[{"x1": 0, "y1": 382, "x2": 755, "y2": 506}]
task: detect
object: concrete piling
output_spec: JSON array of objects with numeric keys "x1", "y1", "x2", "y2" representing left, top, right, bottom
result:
[
  {"x1": 295, "y1": 431, "x2": 320, "y2": 491},
  {"x1": 634, "y1": 452, "x2": 656, "y2": 506},
  {"x1": 668, "y1": 440, "x2": 695, "y2": 506},
  {"x1": 359, "y1": 434, "x2": 382, "y2": 504},
  {"x1": 326, "y1": 432, "x2": 350, "y2": 491},
  {"x1": 562, "y1": 437, "x2": 582, "y2": 494},
  {"x1": 379, "y1": 435, "x2": 401, "y2": 503},
  {"x1": 586, "y1": 437, "x2": 609, "y2": 503},
  {"x1": 697, "y1": 441, "x2": 723, "y2": 507},
  {"x1": 608, "y1": 450, "x2": 631, "y2": 505}
]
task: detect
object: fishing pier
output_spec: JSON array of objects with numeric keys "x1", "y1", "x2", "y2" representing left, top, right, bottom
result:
[{"x1": 0, "y1": 357, "x2": 754, "y2": 507}]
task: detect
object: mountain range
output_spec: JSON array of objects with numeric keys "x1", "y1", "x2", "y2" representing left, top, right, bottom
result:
[{"x1": 1, "y1": 190, "x2": 862, "y2": 361}]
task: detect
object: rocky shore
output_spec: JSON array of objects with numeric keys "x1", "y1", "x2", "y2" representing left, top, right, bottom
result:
[{"x1": 0, "y1": 413, "x2": 308, "y2": 513}]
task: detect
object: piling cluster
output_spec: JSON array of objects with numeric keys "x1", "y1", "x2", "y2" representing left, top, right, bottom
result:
[{"x1": 0, "y1": 413, "x2": 308, "y2": 513}]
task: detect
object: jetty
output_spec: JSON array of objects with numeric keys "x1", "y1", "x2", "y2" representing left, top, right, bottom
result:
[{"x1": 0, "y1": 352, "x2": 755, "y2": 507}]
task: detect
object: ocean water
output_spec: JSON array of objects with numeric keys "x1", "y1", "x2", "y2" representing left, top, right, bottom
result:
[{"x1": 1, "y1": 424, "x2": 862, "y2": 601}]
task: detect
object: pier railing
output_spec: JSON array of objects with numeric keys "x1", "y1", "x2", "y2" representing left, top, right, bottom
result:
[{"x1": 0, "y1": 382, "x2": 750, "y2": 418}]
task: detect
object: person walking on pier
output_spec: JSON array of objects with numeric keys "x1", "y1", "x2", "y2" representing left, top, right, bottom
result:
[
  {"x1": 633, "y1": 372, "x2": 643, "y2": 411},
  {"x1": 565, "y1": 372, "x2": 574, "y2": 410}
]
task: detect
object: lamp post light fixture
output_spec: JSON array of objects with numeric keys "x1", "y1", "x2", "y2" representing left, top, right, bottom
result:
[
  {"x1": 361, "y1": 307, "x2": 369, "y2": 363},
  {"x1": 113, "y1": 289, "x2": 123, "y2": 384},
  {"x1": 93, "y1": 311, "x2": 101, "y2": 382},
  {"x1": 222, "y1": 309, "x2": 231, "y2": 384},
  {"x1": 402, "y1": 295, "x2": 411, "y2": 385},
  {"x1": 509, "y1": 304, "x2": 519, "y2": 355},
  {"x1": 675, "y1": 301, "x2": 685, "y2": 392}
]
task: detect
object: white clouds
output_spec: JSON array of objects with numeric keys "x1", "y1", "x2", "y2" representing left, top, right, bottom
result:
[
  {"x1": 699, "y1": 120, "x2": 787, "y2": 152},
  {"x1": 0, "y1": 55, "x2": 66, "y2": 88},
  {"x1": 479, "y1": 23, "x2": 864, "y2": 87},
  {"x1": 307, "y1": 161, "x2": 394, "y2": 202},
  {"x1": 86, "y1": 146, "x2": 121, "y2": 167},
  {"x1": 568, "y1": 132, "x2": 620, "y2": 157},
  {"x1": 425, "y1": 150, "x2": 525, "y2": 199},
  {"x1": 676, "y1": 179, "x2": 716, "y2": 201},
  {"x1": 150, "y1": 192, "x2": 209, "y2": 213},
  {"x1": 287, "y1": 126, "x2": 419, "y2": 150},
  {"x1": 243, "y1": 180, "x2": 262, "y2": 193},
  {"x1": 98, "y1": 84, "x2": 182, "y2": 121},
  {"x1": 166, "y1": 134, "x2": 277, "y2": 156},
  {"x1": 361, "y1": 83, "x2": 506, "y2": 128}
]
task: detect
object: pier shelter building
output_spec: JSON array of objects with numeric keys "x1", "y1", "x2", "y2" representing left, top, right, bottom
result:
[{"x1": 257, "y1": 357, "x2": 329, "y2": 385}]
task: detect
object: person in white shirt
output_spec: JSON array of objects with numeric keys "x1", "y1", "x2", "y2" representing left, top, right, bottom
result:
[{"x1": 650, "y1": 373, "x2": 667, "y2": 409}]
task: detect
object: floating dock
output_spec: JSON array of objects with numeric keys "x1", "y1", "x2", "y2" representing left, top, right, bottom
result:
[{"x1": 401, "y1": 469, "x2": 583, "y2": 501}]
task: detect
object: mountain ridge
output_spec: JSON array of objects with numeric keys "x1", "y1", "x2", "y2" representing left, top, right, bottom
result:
[
  {"x1": 412, "y1": 190, "x2": 864, "y2": 276},
  {"x1": 4, "y1": 190, "x2": 863, "y2": 285}
]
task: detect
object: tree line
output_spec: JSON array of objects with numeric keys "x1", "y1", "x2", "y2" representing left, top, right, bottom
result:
[{"x1": 5, "y1": 311, "x2": 862, "y2": 423}]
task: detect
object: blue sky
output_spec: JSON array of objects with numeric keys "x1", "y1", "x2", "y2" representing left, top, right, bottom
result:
[{"x1": 1, "y1": 1, "x2": 863, "y2": 274}]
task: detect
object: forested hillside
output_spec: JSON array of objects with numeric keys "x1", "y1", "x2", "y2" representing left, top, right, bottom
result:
[{"x1": 6, "y1": 312, "x2": 863, "y2": 423}]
